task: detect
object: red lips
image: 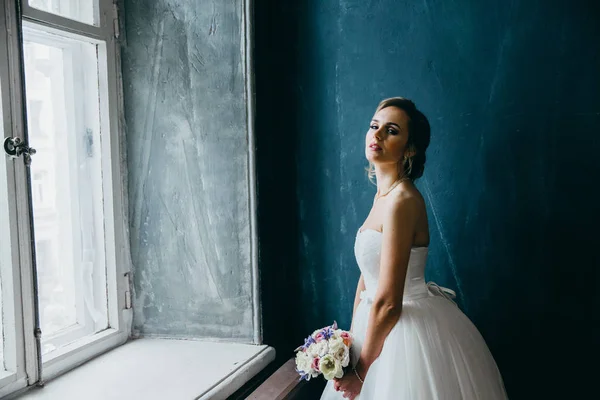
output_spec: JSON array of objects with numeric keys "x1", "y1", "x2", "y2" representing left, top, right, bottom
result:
[{"x1": 369, "y1": 143, "x2": 382, "y2": 151}]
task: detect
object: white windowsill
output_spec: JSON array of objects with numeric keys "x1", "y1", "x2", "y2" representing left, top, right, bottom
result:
[{"x1": 14, "y1": 338, "x2": 276, "y2": 400}]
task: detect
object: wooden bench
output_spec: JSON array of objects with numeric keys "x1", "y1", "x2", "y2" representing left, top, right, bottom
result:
[{"x1": 246, "y1": 359, "x2": 326, "y2": 399}]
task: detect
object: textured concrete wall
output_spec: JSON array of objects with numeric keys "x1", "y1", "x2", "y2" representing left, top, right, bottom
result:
[{"x1": 121, "y1": 0, "x2": 255, "y2": 341}]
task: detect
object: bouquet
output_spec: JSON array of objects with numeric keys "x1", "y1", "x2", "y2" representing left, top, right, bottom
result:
[{"x1": 294, "y1": 321, "x2": 353, "y2": 381}]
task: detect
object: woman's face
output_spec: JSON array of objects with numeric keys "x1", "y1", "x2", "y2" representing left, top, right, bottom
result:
[{"x1": 365, "y1": 106, "x2": 410, "y2": 165}]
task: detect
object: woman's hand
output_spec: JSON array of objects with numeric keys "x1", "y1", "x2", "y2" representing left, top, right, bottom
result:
[{"x1": 333, "y1": 371, "x2": 363, "y2": 399}]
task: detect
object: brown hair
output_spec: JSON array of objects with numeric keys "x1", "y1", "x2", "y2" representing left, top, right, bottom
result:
[{"x1": 367, "y1": 97, "x2": 431, "y2": 183}]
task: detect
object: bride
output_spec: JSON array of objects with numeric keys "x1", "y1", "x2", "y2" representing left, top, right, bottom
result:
[{"x1": 320, "y1": 98, "x2": 508, "y2": 399}]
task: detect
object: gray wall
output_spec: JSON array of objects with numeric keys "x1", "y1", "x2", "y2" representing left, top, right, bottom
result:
[{"x1": 121, "y1": 0, "x2": 256, "y2": 341}]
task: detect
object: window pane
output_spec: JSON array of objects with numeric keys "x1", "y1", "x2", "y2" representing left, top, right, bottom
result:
[
  {"x1": 29, "y1": 0, "x2": 99, "y2": 26},
  {"x1": 22, "y1": 27, "x2": 109, "y2": 357}
]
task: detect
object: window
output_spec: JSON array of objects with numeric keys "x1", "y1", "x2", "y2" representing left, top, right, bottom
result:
[
  {"x1": 29, "y1": 0, "x2": 99, "y2": 26},
  {"x1": 0, "y1": 0, "x2": 130, "y2": 396},
  {"x1": 24, "y1": 25, "x2": 112, "y2": 359}
]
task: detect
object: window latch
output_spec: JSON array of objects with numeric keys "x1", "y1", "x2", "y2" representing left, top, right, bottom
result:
[{"x1": 3, "y1": 136, "x2": 37, "y2": 166}]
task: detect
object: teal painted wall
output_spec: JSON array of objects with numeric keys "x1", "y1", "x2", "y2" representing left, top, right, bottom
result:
[{"x1": 256, "y1": 0, "x2": 599, "y2": 398}]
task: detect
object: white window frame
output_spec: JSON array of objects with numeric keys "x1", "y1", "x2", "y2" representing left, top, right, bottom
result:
[
  {"x1": 0, "y1": 2, "x2": 38, "y2": 396},
  {"x1": 0, "y1": 0, "x2": 131, "y2": 396}
]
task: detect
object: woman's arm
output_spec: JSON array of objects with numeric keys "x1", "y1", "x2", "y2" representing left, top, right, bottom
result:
[
  {"x1": 350, "y1": 274, "x2": 365, "y2": 332},
  {"x1": 355, "y1": 194, "x2": 420, "y2": 378}
]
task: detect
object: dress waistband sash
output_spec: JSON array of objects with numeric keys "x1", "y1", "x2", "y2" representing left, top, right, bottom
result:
[{"x1": 359, "y1": 282, "x2": 457, "y2": 306}]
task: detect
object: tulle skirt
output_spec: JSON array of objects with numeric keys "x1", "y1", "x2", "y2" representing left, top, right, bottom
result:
[{"x1": 320, "y1": 293, "x2": 508, "y2": 400}]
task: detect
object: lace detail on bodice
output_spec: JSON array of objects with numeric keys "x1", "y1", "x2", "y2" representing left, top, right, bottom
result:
[{"x1": 354, "y1": 229, "x2": 430, "y2": 302}]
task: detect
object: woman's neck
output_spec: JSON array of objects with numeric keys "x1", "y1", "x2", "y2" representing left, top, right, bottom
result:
[{"x1": 375, "y1": 163, "x2": 406, "y2": 196}]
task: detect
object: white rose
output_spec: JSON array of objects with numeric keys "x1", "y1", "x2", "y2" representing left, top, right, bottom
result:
[
  {"x1": 309, "y1": 341, "x2": 329, "y2": 358},
  {"x1": 295, "y1": 351, "x2": 312, "y2": 374},
  {"x1": 319, "y1": 354, "x2": 344, "y2": 381},
  {"x1": 306, "y1": 343, "x2": 318, "y2": 358},
  {"x1": 328, "y1": 337, "x2": 345, "y2": 353},
  {"x1": 334, "y1": 345, "x2": 350, "y2": 367}
]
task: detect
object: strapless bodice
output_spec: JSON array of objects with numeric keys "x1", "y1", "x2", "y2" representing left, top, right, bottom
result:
[{"x1": 355, "y1": 229, "x2": 430, "y2": 302}]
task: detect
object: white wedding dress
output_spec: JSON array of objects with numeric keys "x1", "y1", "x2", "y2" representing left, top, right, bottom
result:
[{"x1": 320, "y1": 228, "x2": 508, "y2": 400}]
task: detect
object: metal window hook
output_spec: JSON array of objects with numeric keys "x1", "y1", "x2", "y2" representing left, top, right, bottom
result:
[{"x1": 3, "y1": 136, "x2": 36, "y2": 166}]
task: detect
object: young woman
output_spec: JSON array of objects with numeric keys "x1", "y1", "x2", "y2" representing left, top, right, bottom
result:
[{"x1": 320, "y1": 98, "x2": 508, "y2": 399}]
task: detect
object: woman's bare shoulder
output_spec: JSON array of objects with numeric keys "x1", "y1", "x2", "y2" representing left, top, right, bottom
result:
[
  {"x1": 378, "y1": 187, "x2": 421, "y2": 230},
  {"x1": 387, "y1": 183, "x2": 425, "y2": 209}
]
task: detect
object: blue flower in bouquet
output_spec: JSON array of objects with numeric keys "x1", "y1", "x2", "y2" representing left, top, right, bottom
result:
[
  {"x1": 303, "y1": 335, "x2": 316, "y2": 349},
  {"x1": 293, "y1": 335, "x2": 317, "y2": 353},
  {"x1": 314, "y1": 326, "x2": 335, "y2": 342},
  {"x1": 295, "y1": 368, "x2": 310, "y2": 382}
]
